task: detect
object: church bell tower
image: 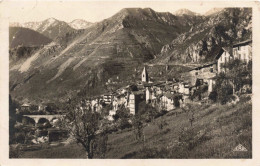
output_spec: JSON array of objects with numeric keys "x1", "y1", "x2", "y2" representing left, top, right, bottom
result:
[{"x1": 142, "y1": 66, "x2": 148, "y2": 82}]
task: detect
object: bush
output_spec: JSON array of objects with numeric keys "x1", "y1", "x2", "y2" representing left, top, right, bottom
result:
[
  {"x1": 178, "y1": 127, "x2": 211, "y2": 151},
  {"x1": 137, "y1": 101, "x2": 159, "y2": 122},
  {"x1": 35, "y1": 129, "x2": 48, "y2": 137},
  {"x1": 9, "y1": 145, "x2": 22, "y2": 158},
  {"x1": 157, "y1": 118, "x2": 168, "y2": 130},
  {"x1": 119, "y1": 118, "x2": 132, "y2": 130},
  {"x1": 15, "y1": 132, "x2": 25, "y2": 144},
  {"x1": 209, "y1": 91, "x2": 217, "y2": 102},
  {"x1": 217, "y1": 82, "x2": 233, "y2": 105}
]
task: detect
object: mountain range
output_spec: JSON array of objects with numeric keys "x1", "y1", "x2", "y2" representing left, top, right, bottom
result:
[
  {"x1": 10, "y1": 18, "x2": 77, "y2": 40},
  {"x1": 9, "y1": 7, "x2": 252, "y2": 104}
]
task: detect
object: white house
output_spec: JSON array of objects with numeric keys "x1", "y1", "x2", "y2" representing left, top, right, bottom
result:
[
  {"x1": 215, "y1": 47, "x2": 233, "y2": 73},
  {"x1": 160, "y1": 92, "x2": 175, "y2": 111},
  {"x1": 232, "y1": 40, "x2": 252, "y2": 63},
  {"x1": 145, "y1": 87, "x2": 156, "y2": 103},
  {"x1": 215, "y1": 40, "x2": 252, "y2": 73},
  {"x1": 178, "y1": 82, "x2": 190, "y2": 95}
]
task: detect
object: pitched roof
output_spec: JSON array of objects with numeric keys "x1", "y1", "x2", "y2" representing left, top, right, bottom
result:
[
  {"x1": 233, "y1": 39, "x2": 252, "y2": 47},
  {"x1": 142, "y1": 66, "x2": 148, "y2": 76},
  {"x1": 132, "y1": 90, "x2": 145, "y2": 95},
  {"x1": 21, "y1": 103, "x2": 30, "y2": 107},
  {"x1": 214, "y1": 47, "x2": 233, "y2": 60}
]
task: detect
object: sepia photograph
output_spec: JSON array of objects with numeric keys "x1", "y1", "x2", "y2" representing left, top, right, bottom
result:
[{"x1": 0, "y1": 0, "x2": 259, "y2": 163}]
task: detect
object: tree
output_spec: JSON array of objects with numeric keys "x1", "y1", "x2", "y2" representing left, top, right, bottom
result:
[
  {"x1": 138, "y1": 101, "x2": 158, "y2": 122},
  {"x1": 62, "y1": 99, "x2": 101, "y2": 159},
  {"x1": 93, "y1": 130, "x2": 108, "y2": 158},
  {"x1": 157, "y1": 117, "x2": 168, "y2": 130},
  {"x1": 113, "y1": 105, "x2": 131, "y2": 129},
  {"x1": 215, "y1": 73, "x2": 233, "y2": 104},
  {"x1": 100, "y1": 104, "x2": 111, "y2": 118},
  {"x1": 223, "y1": 59, "x2": 251, "y2": 93},
  {"x1": 9, "y1": 95, "x2": 22, "y2": 144},
  {"x1": 208, "y1": 90, "x2": 217, "y2": 102},
  {"x1": 133, "y1": 115, "x2": 144, "y2": 142}
]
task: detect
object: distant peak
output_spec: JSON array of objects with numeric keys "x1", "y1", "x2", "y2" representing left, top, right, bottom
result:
[
  {"x1": 119, "y1": 7, "x2": 155, "y2": 14},
  {"x1": 68, "y1": 19, "x2": 93, "y2": 29},
  {"x1": 204, "y1": 8, "x2": 224, "y2": 16},
  {"x1": 45, "y1": 17, "x2": 58, "y2": 23},
  {"x1": 174, "y1": 9, "x2": 199, "y2": 16}
]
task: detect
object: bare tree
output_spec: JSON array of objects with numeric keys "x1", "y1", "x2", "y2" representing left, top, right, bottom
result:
[{"x1": 62, "y1": 99, "x2": 100, "y2": 159}]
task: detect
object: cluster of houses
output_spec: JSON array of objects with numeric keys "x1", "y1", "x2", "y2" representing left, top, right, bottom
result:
[{"x1": 81, "y1": 40, "x2": 252, "y2": 120}]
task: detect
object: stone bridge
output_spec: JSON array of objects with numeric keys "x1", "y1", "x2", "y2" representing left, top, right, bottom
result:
[{"x1": 23, "y1": 114, "x2": 65, "y2": 124}]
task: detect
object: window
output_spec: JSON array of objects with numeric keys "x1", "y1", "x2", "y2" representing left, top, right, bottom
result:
[
  {"x1": 237, "y1": 46, "x2": 240, "y2": 50},
  {"x1": 210, "y1": 67, "x2": 213, "y2": 73},
  {"x1": 195, "y1": 72, "x2": 198, "y2": 75},
  {"x1": 238, "y1": 54, "x2": 241, "y2": 60}
]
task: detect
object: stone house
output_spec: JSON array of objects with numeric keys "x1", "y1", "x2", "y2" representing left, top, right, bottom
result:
[
  {"x1": 178, "y1": 82, "x2": 190, "y2": 95},
  {"x1": 128, "y1": 91, "x2": 145, "y2": 115},
  {"x1": 160, "y1": 92, "x2": 176, "y2": 111},
  {"x1": 189, "y1": 63, "x2": 218, "y2": 86},
  {"x1": 112, "y1": 93, "x2": 128, "y2": 112},
  {"x1": 102, "y1": 93, "x2": 113, "y2": 105},
  {"x1": 21, "y1": 103, "x2": 30, "y2": 112}
]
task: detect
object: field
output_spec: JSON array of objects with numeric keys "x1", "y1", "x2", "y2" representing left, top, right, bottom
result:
[{"x1": 20, "y1": 94, "x2": 252, "y2": 159}]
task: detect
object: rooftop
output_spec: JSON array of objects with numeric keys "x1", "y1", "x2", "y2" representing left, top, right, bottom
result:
[{"x1": 233, "y1": 39, "x2": 252, "y2": 47}]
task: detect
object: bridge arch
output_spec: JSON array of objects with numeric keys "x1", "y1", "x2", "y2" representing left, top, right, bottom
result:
[
  {"x1": 37, "y1": 118, "x2": 50, "y2": 125},
  {"x1": 50, "y1": 117, "x2": 58, "y2": 122},
  {"x1": 22, "y1": 116, "x2": 35, "y2": 126},
  {"x1": 22, "y1": 115, "x2": 65, "y2": 126}
]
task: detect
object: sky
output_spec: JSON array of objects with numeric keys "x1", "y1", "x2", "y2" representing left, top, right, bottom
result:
[{"x1": 1, "y1": 1, "x2": 248, "y2": 23}]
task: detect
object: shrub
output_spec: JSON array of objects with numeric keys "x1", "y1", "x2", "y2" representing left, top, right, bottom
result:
[
  {"x1": 35, "y1": 129, "x2": 48, "y2": 137},
  {"x1": 157, "y1": 118, "x2": 168, "y2": 130},
  {"x1": 178, "y1": 127, "x2": 211, "y2": 151},
  {"x1": 209, "y1": 91, "x2": 217, "y2": 102},
  {"x1": 119, "y1": 118, "x2": 132, "y2": 130},
  {"x1": 133, "y1": 115, "x2": 144, "y2": 142},
  {"x1": 15, "y1": 132, "x2": 25, "y2": 144},
  {"x1": 9, "y1": 145, "x2": 22, "y2": 158},
  {"x1": 217, "y1": 82, "x2": 233, "y2": 104}
]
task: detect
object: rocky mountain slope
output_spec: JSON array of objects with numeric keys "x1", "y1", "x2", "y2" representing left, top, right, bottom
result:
[
  {"x1": 154, "y1": 8, "x2": 252, "y2": 64},
  {"x1": 9, "y1": 27, "x2": 52, "y2": 49}
]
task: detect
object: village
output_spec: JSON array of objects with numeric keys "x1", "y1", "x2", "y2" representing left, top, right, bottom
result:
[{"x1": 71, "y1": 39, "x2": 252, "y2": 121}]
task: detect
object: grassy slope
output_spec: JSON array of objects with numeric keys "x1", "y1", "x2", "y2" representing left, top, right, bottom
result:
[{"x1": 20, "y1": 95, "x2": 252, "y2": 158}]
